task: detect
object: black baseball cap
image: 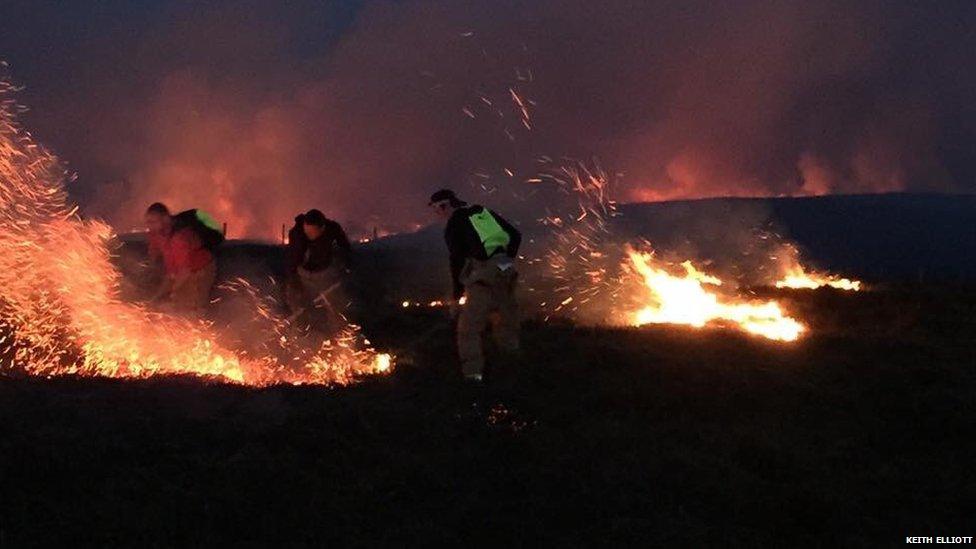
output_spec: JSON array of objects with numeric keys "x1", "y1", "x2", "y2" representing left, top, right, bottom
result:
[
  {"x1": 429, "y1": 189, "x2": 468, "y2": 207},
  {"x1": 428, "y1": 189, "x2": 456, "y2": 205},
  {"x1": 303, "y1": 209, "x2": 328, "y2": 226}
]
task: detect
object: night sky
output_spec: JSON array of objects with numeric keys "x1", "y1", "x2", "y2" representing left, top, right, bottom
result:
[{"x1": 1, "y1": 0, "x2": 974, "y2": 236}]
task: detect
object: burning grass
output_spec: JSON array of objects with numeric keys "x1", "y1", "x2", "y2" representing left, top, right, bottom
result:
[
  {"x1": 0, "y1": 81, "x2": 391, "y2": 386},
  {"x1": 774, "y1": 264, "x2": 862, "y2": 291},
  {"x1": 535, "y1": 160, "x2": 861, "y2": 341},
  {"x1": 772, "y1": 242, "x2": 862, "y2": 291},
  {"x1": 625, "y1": 247, "x2": 805, "y2": 341}
]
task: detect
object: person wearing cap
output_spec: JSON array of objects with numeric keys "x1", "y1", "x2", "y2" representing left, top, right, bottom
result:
[{"x1": 429, "y1": 189, "x2": 522, "y2": 382}]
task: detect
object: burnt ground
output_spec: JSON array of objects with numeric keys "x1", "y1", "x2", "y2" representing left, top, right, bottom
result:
[{"x1": 1, "y1": 285, "x2": 974, "y2": 546}]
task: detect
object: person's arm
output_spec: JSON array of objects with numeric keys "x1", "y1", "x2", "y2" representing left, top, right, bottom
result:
[
  {"x1": 147, "y1": 234, "x2": 175, "y2": 302},
  {"x1": 445, "y1": 217, "x2": 467, "y2": 300},
  {"x1": 285, "y1": 229, "x2": 305, "y2": 274},
  {"x1": 449, "y1": 254, "x2": 466, "y2": 300},
  {"x1": 167, "y1": 230, "x2": 197, "y2": 278},
  {"x1": 492, "y1": 210, "x2": 522, "y2": 257},
  {"x1": 150, "y1": 276, "x2": 174, "y2": 303},
  {"x1": 331, "y1": 221, "x2": 353, "y2": 265},
  {"x1": 147, "y1": 234, "x2": 161, "y2": 260}
]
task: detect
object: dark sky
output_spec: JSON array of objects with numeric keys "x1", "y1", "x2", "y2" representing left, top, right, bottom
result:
[{"x1": 1, "y1": 0, "x2": 974, "y2": 237}]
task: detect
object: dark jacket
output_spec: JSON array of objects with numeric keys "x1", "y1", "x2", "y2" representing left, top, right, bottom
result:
[
  {"x1": 445, "y1": 205, "x2": 521, "y2": 299},
  {"x1": 286, "y1": 219, "x2": 352, "y2": 274},
  {"x1": 285, "y1": 222, "x2": 308, "y2": 275}
]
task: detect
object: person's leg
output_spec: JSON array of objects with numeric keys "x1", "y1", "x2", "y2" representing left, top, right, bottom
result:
[
  {"x1": 487, "y1": 269, "x2": 520, "y2": 384},
  {"x1": 316, "y1": 267, "x2": 348, "y2": 320},
  {"x1": 168, "y1": 274, "x2": 192, "y2": 312},
  {"x1": 492, "y1": 269, "x2": 520, "y2": 353},
  {"x1": 457, "y1": 282, "x2": 491, "y2": 378},
  {"x1": 284, "y1": 274, "x2": 307, "y2": 314},
  {"x1": 300, "y1": 268, "x2": 344, "y2": 335},
  {"x1": 181, "y1": 261, "x2": 217, "y2": 315}
]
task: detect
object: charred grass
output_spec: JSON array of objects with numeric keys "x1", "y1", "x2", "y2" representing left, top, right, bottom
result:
[{"x1": 1, "y1": 285, "x2": 974, "y2": 546}]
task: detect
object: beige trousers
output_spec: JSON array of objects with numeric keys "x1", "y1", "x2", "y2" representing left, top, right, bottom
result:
[
  {"x1": 287, "y1": 267, "x2": 343, "y2": 312},
  {"x1": 168, "y1": 261, "x2": 216, "y2": 314},
  {"x1": 457, "y1": 255, "x2": 520, "y2": 376}
]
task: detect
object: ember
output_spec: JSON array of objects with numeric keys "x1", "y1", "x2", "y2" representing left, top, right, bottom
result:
[
  {"x1": 400, "y1": 296, "x2": 465, "y2": 309},
  {"x1": 0, "y1": 81, "x2": 391, "y2": 385}
]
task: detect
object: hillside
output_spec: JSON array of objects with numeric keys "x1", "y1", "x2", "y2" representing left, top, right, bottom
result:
[
  {"x1": 116, "y1": 192, "x2": 976, "y2": 309},
  {"x1": 344, "y1": 193, "x2": 976, "y2": 303}
]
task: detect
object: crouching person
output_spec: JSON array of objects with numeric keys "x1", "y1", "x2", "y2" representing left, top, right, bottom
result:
[
  {"x1": 144, "y1": 202, "x2": 218, "y2": 316},
  {"x1": 429, "y1": 189, "x2": 521, "y2": 383},
  {"x1": 284, "y1": 209, "x2": 352, "y2": 331}
]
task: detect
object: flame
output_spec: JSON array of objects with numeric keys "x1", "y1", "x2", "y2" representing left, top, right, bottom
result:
[
  {"x1": 626, "y1": 248, "x2": 804, "y2": 342},
  {"x1": 774, "y1": 264, "x2": 861, "y2": 291},
  {"x1": 536, "y1": 161, "x2": 863, "y2": 342},
  {"x1": 399, "y1": 295, "x2": 465, "y2": 309},
  {"x1": 0, "y1": 81, "x2": 391, "y2": 386},
  {"x1": 374, "y1": 353, "x2": 392, "y2": 373},
  {"x1": 770, "y1": 243, "x2": 862, "y2": 291}
]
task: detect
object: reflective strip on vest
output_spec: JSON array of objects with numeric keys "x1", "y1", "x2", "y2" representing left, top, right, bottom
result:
[
  {"x1": 195, "y1": 209, "x2": 221, "y2": 232},
  {"x1": 468, "y1": 209, "x2": 510, "y2": 256}
]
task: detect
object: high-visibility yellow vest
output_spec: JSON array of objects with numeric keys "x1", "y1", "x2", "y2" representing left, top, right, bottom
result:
[
  {"x1": 468, "y1": 208, "x2": 510, "y2": 256},
  {"x1": 195, "y1": 209, "x2": 222, "y2": 232}
]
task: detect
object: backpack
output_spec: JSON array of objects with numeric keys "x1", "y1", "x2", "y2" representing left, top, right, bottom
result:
[{"x1": 172, "y1": 209, "x2": 225, "y2": 250}]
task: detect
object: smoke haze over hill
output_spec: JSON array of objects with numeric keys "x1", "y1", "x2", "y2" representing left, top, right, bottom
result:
[{"x1": 2, "y1": 0, "x2": 973, "y2": 237}]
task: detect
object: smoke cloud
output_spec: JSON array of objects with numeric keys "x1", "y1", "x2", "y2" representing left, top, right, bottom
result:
[{"x1": 2, "y1": 0, "x2": 973, "y2": 238}]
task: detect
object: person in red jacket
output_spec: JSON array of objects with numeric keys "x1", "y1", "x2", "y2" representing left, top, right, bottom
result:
[{"x1": 144, "y1": 202, "x2": 216, "y2": 315}]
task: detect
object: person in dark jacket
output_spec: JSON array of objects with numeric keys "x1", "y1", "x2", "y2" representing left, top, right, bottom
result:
[
  {"x1": 430, "y1": 189, "x2": 521, "y2": 382},
  {"x1": 284, "y1": 209, "x2": 352, "y2": 325},
  {"x1": 300, "y1": 209, "x2": 352, "y2": 273}
]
